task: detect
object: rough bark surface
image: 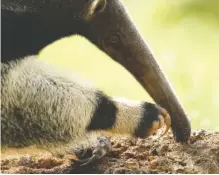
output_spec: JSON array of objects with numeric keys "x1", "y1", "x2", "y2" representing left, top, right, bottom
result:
[{"x1": 1, "y1": 130, "x2": 219, "y2": 174}]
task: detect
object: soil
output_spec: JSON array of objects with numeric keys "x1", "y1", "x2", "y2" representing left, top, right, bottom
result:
[{"x1": 1, "y1": 130, "x2": 219, "y2": 174}]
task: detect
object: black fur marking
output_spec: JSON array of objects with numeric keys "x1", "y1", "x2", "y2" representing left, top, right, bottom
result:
[
  {"x1": 86, "y1": 91, "x2": 117, "y2": 131},
  {"x1": 134, "y1": 103, "x2": 160, "y2": 138}
]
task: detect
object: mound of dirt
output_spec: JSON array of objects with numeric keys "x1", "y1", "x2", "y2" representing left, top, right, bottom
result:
[{"x1": 1, "y1": 130, "x2": 219, "y2": 174}]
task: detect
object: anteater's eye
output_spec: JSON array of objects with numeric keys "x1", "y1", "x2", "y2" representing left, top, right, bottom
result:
[
  {"x1": 110, "y1": 34, "x2": 120, "y2": 44},
  {"x1": 101, "y1": 33, "x2": 121, "y2": 50}
]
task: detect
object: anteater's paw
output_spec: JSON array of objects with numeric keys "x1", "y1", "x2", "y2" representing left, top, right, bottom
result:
[
  {"x1": 73, "y1": 136, "x2": 111, "y2": 166},
  {"x1": 135, "y1": 103, "x2": 171, "y2": 138},
  {"x1": 151, "y1": 106, "x2": 171, "y2": 137}
]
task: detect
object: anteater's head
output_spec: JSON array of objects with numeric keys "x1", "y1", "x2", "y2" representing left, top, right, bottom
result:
[{"x1": 2, "y1": 0, "x2": 191, "y2": 142}]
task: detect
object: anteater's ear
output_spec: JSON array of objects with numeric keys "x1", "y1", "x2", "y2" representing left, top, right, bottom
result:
[{"x1": 84, "y1": 0, "x2": 107, "y2": 20}]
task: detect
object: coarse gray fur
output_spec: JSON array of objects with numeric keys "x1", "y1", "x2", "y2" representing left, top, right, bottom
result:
[{"x1": 1, "y1": 55, "x2": 155, "y2": 154}]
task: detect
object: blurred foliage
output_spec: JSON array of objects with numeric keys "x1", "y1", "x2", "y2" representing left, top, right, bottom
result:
[
  {"x1": 153, "y1": 0, "x2": 219, "y2": 26},
  {"x1": 39, "y1": 0, "x2": 219, "y2": 131}
]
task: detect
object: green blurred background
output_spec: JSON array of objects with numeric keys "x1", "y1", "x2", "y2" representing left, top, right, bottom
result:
[{"x1": 39, "y1": 0, "x2": 219, "y2": 131}]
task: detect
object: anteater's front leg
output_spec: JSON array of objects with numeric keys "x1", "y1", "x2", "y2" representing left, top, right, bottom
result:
[
  {"x1": 85, "y1": 93, "x2": 171, "y2": 139},
  {"x1": 73, "y1": 94, "x2": 171, "y2": 166}
]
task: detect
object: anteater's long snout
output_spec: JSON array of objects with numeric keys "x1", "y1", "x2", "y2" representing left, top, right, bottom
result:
[{"x1": 83, "y1": 0, "x2": 191, "y2": 142}]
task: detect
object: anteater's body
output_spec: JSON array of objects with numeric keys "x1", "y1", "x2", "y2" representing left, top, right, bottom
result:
[{"x1": 1, "y1": 0, "x2": 189, "y2": 158}]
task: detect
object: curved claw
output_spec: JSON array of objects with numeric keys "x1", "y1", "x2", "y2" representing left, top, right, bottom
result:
[
  {"x1": 158, "y1": 106, "x2": 171, "y2": 138},
  {"x1": 72, "y1": 155, "x2": 97, "y2": 166},
  {"x1": 73, "y1": 145, "x2": 109, "y2": 166},
  {"x1": 72, "y1": 136, "x2": 112, "y2": 167}
]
